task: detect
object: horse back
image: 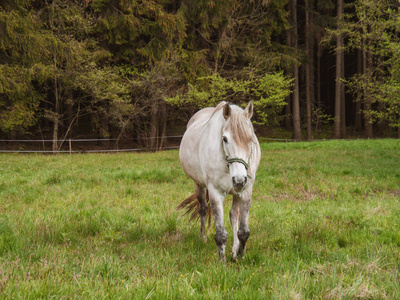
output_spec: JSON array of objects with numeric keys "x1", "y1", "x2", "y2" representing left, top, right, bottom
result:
[
  {"x1": 180, "y1": 107, "x2": 218, "y2": 187},
  {"x1": 186, "y1": 107, "x2": 215, "y2": 129}
]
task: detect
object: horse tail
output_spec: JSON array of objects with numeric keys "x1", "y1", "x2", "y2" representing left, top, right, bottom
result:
[{"x1": 176, "y1": 192, "x2": 212, "y2": 227}]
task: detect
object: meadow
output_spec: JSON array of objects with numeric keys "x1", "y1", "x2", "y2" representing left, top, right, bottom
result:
[{"x1": 0, "y1": 139, "x2": 399, "y2": 299}]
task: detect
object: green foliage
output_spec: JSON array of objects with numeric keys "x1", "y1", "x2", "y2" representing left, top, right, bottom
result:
[
  {"x1": 166, "y1": 72, "x2": 292, "y2": 126},
  {"x1": 347, "y1": 72, "x2": 400, "y2": 128},
  {"x1": 326, "y1": 0, "x2": 400, "y2": 128},
  {"x1": 92, "y1": 0, "x2": 186, "y2": 65},
  {"x1": 89, "y1": 0, "x2": 110, "y2": 12},
  {"x1": 252, "y1": 73, "x2": 292, "y2": 125},
  {"x1": 0, "y1": 63, "x2": 51, "y2": 133},
  {"x1": 5, "y1": 0, "x2": 398, "y2": 139},
  {"x1": 0, "y1": 7, "x2": 53, "y2": 133},
  {"x1": 0, "y1": 0, "x2": 296, "y2": 137},
  {"x1": 0, "y1": 0, "x2": 143, "y2": 136},
  {"x1": 0, "y1": 9, "x2": 46, "y2": 64},
  {"x1": 166, "y1": 73, "x2": 245, "y2": 108}
]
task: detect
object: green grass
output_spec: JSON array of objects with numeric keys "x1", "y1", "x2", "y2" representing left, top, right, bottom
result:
[{"x1": 0, "y1": 139, "x2": 399, "y2": 299}]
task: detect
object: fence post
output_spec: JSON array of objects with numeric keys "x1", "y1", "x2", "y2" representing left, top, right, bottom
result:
[{"x1": 69, "y1": 139, "x2": 72, "y2": 155}]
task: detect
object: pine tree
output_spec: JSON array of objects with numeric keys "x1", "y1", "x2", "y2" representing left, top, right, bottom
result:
[{"x1": 333, "y1": 0, "x2": 343, "y2": 139}]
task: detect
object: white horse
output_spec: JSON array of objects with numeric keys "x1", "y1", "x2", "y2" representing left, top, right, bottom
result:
[{"x1": 178, "y1": 101, "x2": 261, "y2": 262}]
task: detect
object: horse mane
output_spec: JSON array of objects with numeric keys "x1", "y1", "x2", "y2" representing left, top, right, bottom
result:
[
  {"x1": 209, "y1": 102, "x2": 253, "y2": 150},
  {"x1": 227, "y1": 108, "x2": 253, "y2": 150}
]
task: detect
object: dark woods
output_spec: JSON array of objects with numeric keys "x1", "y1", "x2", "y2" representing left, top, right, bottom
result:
[{"x1": 1, "y1": 0, "x2": 399, "y2": 150}]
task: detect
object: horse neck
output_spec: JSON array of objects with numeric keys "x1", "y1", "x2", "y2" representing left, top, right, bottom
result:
[{"x1": 203, "y1": 113, "x2": 224, "y2": 152}]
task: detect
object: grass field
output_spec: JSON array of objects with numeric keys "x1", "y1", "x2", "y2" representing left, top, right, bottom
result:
[{"x1": 0, "y1": 139, "x2": 400, "y2": 299}]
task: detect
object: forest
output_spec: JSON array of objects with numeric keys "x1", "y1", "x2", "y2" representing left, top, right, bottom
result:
[{"x1": 1, "y1": 0, "x2": 399, "y2": 151}]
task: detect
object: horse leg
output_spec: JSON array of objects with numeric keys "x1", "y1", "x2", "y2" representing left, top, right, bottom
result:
[
  {"x1": 230, "y1": 195, "x2": 240, "y2": 262},
  {"x1": 195, "y1": 183, "x2": 208, "y2": 242},
  {"x1": 237, "y1": 189, "x2": 252, "y2": 258},
  {"x1": 208, "y1": 186, "x2": 227, "y2": 263}
]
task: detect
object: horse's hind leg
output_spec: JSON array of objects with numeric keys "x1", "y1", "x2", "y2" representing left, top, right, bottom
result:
[{"x1": 195, "y1": 183, "x2": 208, "y2": 242}]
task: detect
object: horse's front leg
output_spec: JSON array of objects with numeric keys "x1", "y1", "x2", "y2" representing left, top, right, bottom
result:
[
  {"x1": 230, "y1": 195, "x2": 240, "y2": 262},
  {"x1": 236, "y1": 189, "x2": 253, "y2": 259},
  {"x1": 208, "y1": 186, "x2": 227, "y2": 263}
]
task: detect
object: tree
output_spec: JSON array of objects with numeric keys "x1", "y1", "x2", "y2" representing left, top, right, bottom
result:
[
  {"x1": 333, "y1": 0, "x2": 343, "y2": 139},
  {"x1": 39, "y1": 0, "x2": 138, "y2": 151},
  {"x1": 0, "y1": 6, "x2": 52, "y2": 135},
  {"x1": 90, "y1": 0, "x2": 188, "y2": 148},
  {"x1": 305, "y1": 0, "x2": 314, "y2": 140},
  {"x1": 332, "y1": 0, "x2": 400, "y2": 138},
  {"x1": 288, "y1": 0, "x2": 301, "y2": 141}
]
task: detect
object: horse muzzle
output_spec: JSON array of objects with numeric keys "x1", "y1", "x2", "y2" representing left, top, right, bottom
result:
[
  {"x1": 232, "y1": 175, "x2": 248, "y2": 191},
  {"x1": 226, "y1": 157, "x2": 250, "y2": 192}
]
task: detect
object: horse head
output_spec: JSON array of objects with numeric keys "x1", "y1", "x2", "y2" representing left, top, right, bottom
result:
[{"x1": 221, "y1": 101, "x2": 254, "y2": 193}]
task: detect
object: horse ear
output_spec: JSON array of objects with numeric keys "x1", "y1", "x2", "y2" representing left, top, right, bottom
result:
[
  {"x1": 244, "y1": 101, "x2": 253, "y2": 119},
  {"x1": 223, "y1": 103, "x2": 231, "y2": 119}
]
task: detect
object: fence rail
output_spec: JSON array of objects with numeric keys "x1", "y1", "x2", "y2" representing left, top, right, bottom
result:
[
  {"x1": 0, "y1": 146, "x2": 180, "y2": 154},
  {"x1": 0, "y1": 136, "x2": 325, "y2": 154},
  {"x1": 0, "y1": 135, "x2": 184, "y2": 143},
  {"x1": 0, "y1": 136, "x2": 184, "y2": 154}
]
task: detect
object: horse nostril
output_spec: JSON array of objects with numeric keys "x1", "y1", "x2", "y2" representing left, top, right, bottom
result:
[{"x1": 232, "y1": 176, "x2": 248, "y2": 189}]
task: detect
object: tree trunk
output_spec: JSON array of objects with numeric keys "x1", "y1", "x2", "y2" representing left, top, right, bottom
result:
[
  {"x1": 285, "y1": 95, "x2": 292, "y2": 130},
  {"x1": 316, "y1": 32, "x2": 322, "y2": 113},
  {"x1": 292, "y1": 67, "x2": 301, "y2": 141},
  {"x1": 376, "y1": 101, "x2": 386, "y2": 137},
  {"x1": 101, "y1": 111, "x2": 110, "y2": 147},
  {"x1": 309, "y1": 7, "x2": 315, "y2": 128},
  {"x1": 52, "y1": 56, "x2": 59, "y2": 153},
  {"x1": 376, "y1": 56, "x2": 386, "y2": 136},
  {"x1": 333, "y1": 0, "x2": 343, "y2": 139},
  {"x1": 59, "y1": 104, "x2": 80, "y2": 151},
  {"x1": 364, "y1": 45, "x2": 373, "y2": 138},
  {"x1": 340, "y1": 50, "x2": 346, "y2": 138},
  {"x1": 65, "y1": 95, "x2": 75, "y2": 148},
  {"x1": 355, "y1": 48, "x2": 363, "y2": 131},
  {"x1": 44, "y1": 99, "x2": 50, "y2": 129},
  {"x1": 315, "y1": 30, "x2": 322, "y2": 134},
  {"x1": 149, "y1": 102, "x2": 159, "y2": 149},
  {"x1": 305, "y1": 0, "x2": 312, "y2": 141},
  {"x1": 159, "y1": 101, "x2": 168, "y2": 150},
  {"x1": 284, "y1": 20, "x2": 292, "y2": 131},
  {"x1": 291, "y1": 0, "x2": 301, "y2": 141}
]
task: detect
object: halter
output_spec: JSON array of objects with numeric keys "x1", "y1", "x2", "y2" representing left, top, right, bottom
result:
[
  {"x1": 225, "y1": 157, "x2": 249, "y2": 170},
  {"x1": 224, "y1": 142, "x2": 253, "y2": 180}
]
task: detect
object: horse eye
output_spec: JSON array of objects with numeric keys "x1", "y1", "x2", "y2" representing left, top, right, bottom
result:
[{"x1": 222, "y1": 136, "x2": 228, "y2": 143}]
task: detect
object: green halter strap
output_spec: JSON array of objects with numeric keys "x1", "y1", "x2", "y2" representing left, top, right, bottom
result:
[
  {"x1": 225, "y1": 157, "x2": 249, "y2": 170},
  {"x1": 225, "y1": 156, "x2": 253, "y2": 180}
]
